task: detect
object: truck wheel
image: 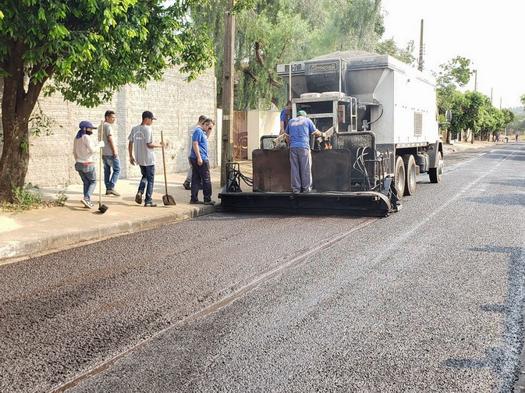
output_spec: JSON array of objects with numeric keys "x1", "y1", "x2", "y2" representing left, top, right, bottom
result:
[
  {"x1": 403, "y1": 154, "x2": 417, "y2": 196},
  {"x1": 394, "y1": 156, "x2": 406, "y2": 198},
  {"x1": 429, "y1": 151, "x2": 444, "y2": 183}
]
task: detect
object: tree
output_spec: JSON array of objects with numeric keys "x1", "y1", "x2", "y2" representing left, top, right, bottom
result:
[
  {"x1": 192, "y1": 0, "x2": 386, "y2": 110},
  {"x1": 436, "y1": 56, "x2": 472, "y2": 89},
  {"x1": 501, "y1": 108, "x2": 515, "y2": 128},
  {"x1": 375, "y1": 38, "x2": 415, "y2": 65},
  {"x1": 521, "y1": 94, "x2": 525, "y2": 110},
  {"x1": 0, "y1": 0, "x2": 214, "y2": 202},
  {"x1": 435, "y1": 56, "x2": 473, "y2": 142}
]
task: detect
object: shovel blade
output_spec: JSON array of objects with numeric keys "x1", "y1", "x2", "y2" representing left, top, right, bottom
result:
[
  {"x1": 98, "y1": 204, "x2": 109, "y2": 214},
  {"x1": 163, "y1": 195, "x2": 176, "y2": 206}
]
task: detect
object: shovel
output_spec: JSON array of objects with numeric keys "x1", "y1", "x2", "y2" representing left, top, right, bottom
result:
[
  {"x1": 161, "y1": 130, "x2": 176, "y2": 206},
  {"x1": 97, "y1": 120, "x2": 109, "y2": 214}
]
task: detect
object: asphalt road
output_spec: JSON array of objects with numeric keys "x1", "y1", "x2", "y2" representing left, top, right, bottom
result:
[{"x1": 1, "y1": 144, "x2": 524, "y2": 393}]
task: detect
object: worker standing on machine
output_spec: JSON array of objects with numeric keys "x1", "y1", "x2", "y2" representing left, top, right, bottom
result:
[
  {"x1": 285, "y1": 110, "x2": 322, "y2": 193},
  {"x1": 279, "y1": 101, "x2": 292, "y2": 135}
]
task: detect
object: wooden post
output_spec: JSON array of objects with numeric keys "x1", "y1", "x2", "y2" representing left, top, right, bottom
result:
[{"x1": 221, "y1": 0, "x2": 235, "y2": 187}]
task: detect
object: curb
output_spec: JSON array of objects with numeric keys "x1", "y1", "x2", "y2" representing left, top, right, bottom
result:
[{"x1": 0, "y1": 204, "x2": 215, "y2": 265}]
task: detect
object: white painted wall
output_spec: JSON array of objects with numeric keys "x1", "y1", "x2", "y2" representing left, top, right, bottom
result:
[{"x1": 246, "y1": 110, "x2": 280, "y2": 159}]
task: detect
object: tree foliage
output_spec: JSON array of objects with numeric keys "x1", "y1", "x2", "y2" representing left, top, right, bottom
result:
[
  {"x1": 0, "y1": 0, "x2": 214, "y2": 202},
  {"x1": 0, "y1": 0, "x2": 214, "y2": 107},
  {"x1": 436, "y1": 56, "x2": 513, "y2": 140},
  {"x1": 192, "y1": 0, "x2": 407, "y2": 110},
  {"x1": 436, "y1": 56, "x2": 472, "y2": 89},
  {"x1": 375, "y1": 38, "x2": 415, "y2": 65}
]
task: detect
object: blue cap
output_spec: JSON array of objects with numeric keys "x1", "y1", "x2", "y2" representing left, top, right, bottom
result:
[
  {"x1": 297, "y1": 110, "x2": 307, "y2": 117},
  {"x1": 78, "y1": 120, "x2": 96, "y2": 129}
]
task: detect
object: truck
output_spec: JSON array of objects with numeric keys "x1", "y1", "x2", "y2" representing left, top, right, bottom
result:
[{"x1": 219, "y1": 51, "x2": 443, "y2": 217}]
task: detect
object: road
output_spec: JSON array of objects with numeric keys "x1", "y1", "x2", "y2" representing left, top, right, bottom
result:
[{"x1": 1, "y1": 144, "x2": 524, "y2": 392}]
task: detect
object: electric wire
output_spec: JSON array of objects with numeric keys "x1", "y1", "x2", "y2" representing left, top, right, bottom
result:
[
  {"x1": 226, "y1": 164, "x2": 253, "y2": 192},
  {"x1": 368, "y1": 104, "x2": 384, "y2": 126}
]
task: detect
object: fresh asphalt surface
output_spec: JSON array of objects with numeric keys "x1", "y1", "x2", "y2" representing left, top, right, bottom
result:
[{"x1": 1, "y1": 144, "x2": 524, "y2": 392}]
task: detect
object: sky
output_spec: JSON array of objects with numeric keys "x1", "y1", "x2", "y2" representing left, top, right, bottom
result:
[{"x1": 381, "y1": 0, "x2": 524, "y2": 108}]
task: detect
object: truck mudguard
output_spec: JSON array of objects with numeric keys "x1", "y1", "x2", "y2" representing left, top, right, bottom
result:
[{"x1": 428, "y1": 140, "x2": 443, "y2": 168}]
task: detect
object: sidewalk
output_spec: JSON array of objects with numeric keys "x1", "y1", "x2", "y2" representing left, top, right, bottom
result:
[
  {"x1": 443, "y1": 140, "x2": 494, "y2": 154},
  {"x1": 0, "y1": 141, "x2": 495, "y2": 264},
  {"x1": 0, "y1": 166, "x2": 225, "y2": 264}
]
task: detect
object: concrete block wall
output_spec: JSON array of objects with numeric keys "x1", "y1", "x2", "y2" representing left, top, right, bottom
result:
[{"x1": 0, "y1": 67, "x2": 217, "y2": 188}]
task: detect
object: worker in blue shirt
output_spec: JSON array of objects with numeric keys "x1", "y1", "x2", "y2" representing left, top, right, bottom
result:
[
  {"x1": 189, "y1": 118, "x2": 216, "y2": 205},
  {"x1": 285, "y1": 110, "x2": 322, "y2": 193},
  {"x1": 279, "y1": 100, "x2": 292, "y2": 134}
]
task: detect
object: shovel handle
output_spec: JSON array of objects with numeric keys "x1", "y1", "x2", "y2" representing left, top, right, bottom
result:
[{"x1": 160, "y1": 130, "x2": 169, "y2": 195}]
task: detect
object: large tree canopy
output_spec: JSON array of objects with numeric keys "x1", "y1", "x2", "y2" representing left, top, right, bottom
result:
[
  {"x1": 0, "y1": 0, "x2": 213, "y2": 202},
  {"x1": 192, "y1": 0, "x2": 412, "y2": 110}
]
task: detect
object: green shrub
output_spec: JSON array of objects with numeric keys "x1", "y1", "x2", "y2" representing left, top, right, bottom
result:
[
  {"x1": 2, "y1": 184, "x2": 43, "y2": 211},
  {"x1": 54, "y1": 190, "x2": 68, "y2": 207},
  {"x1": 13, "y1": 184, "x2": 42, "y2": 208}
]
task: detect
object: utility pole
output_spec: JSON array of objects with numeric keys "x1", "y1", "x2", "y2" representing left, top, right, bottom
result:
[
  {"x1": 418, "y1": 19, "x2": 424, "y2": 71},
  {"x1": 473, "y1": 70, "x2": 478, "y2": 92},
  {"x1": 221, "y1": 0, "x2": 235, "y2": 187},
  {"x1": 500, "y1": 97, "x2": 502, "y2": 110},
  {"x1": 490, "y1": 87, "x2": 493, "y2": 104}
]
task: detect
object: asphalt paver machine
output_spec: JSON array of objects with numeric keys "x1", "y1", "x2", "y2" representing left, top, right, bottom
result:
[{"x1": 219, "y1": 51, "x2": 444, "y2": 216}]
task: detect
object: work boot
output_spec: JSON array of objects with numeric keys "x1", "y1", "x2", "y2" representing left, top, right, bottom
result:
[
  {"x1": 106, "y1": 189, "x2": 121, "y2": 196},
  {"x1": 203, "y1": 199, "x2": 216, "y2": 206},
  {"x1": 190, "y1": 200, "x2": 203, "y2": 204}
]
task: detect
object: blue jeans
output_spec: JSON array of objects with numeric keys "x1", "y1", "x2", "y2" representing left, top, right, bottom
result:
[
  {"x1": 103, "y1": 155, "x2": 121, "y2": 191},
  {"x1": 138, "y1": 165, "x2": 155, "y2": 204},
  {"x1": 75, "y1": 162, "x2": 96, "y2": 200}
]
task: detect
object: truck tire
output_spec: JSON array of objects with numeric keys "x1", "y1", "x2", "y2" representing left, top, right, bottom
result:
[
  {"x1": 394, "y1": 156, "x2": 406, "y2": 198},
  {"x1": 402, "y1": 154, "x2": 417, "y2": 196},
  {"x1": 429, "y1": 151, "x2": 443, "y2": 183}
]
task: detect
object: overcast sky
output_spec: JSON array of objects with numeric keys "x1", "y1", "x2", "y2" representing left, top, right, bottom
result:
[{"x1": 382, "y1": 0, "x2": 524, "y2": 108}]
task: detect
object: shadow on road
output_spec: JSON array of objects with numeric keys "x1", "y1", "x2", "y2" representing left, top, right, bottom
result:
[
  {"x1": 465, "y1": 194, "x2": 525, "y2": 207},
  {"x1": 483, "y1": 153, "x2": 525, "y2": 162},
  {"x1": 444, "y1": 245, "x2": 525, "y2": 393},
  {"x1": 487, "y1": 179, "x2": 525, "y2": 189}
]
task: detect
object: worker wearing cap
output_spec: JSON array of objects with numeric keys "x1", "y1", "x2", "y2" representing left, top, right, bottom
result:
[
  {"x1": 73, "y1": 121, "x2": 102, "y2": 208},
  {"x1": 285, "y1": 110, "x2": 322, "y2": 193},
  {"x1": 128, "y1": 111, "x2": 163, "y2": 207}
]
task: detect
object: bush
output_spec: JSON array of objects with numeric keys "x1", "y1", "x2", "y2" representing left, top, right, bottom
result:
[
  {"x1": 54, "y1": 189, "x2": 68, "y2": 207},
  {"x1": 1, "y1": 184, "x2": 42, "y2": 211},
  {"x1": 13, "y1": 184, "x2": 42, "y2": 208}
]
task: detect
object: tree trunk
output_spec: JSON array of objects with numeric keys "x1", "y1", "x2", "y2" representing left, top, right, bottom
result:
[
  {"x1": 0, "y1": 44, "x2": 47, "y2": 202},
  {"x1": 0, "y1": 41, "x2": 49, "y2": 202},
  {"x1": 0, "y1": 112, "x2": 30, "y2": 202}
]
